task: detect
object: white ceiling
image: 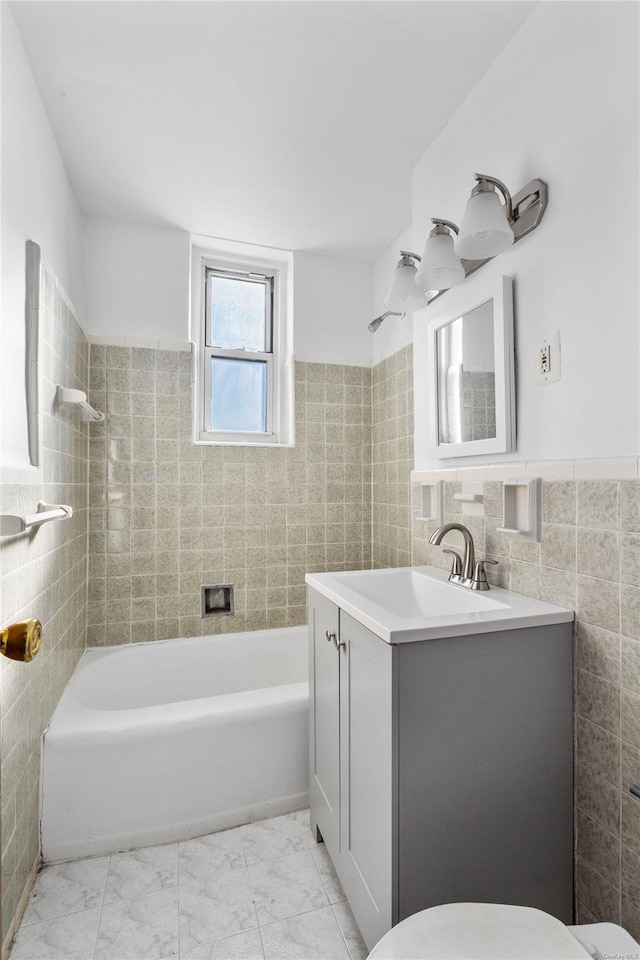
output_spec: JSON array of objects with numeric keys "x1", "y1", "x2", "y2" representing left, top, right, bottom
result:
[{"x1": 11, "y1": 0, "x2": 535, "y2": 261}]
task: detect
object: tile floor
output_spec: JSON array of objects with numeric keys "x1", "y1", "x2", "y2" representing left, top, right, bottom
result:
[{"x1": 10, "y1": 810, "x2": 368, "y2": 960}]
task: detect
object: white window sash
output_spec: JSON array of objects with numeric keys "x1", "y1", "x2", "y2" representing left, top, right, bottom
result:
[
  {"x1": 204, "y1": 268, "x2": 274, "y2": 352},
  {"x1": 203, "y1": 347, "x2": 274, "y2": 439}
]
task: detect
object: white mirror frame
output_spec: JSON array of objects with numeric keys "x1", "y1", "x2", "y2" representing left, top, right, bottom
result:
[{"x1": 425, "y1": 274, "x2": 515, "y2": 459}]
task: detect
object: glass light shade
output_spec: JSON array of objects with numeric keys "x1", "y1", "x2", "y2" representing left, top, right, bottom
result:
[
  {"x1": 454, "y1": 189, "x2": 514, "y2": 260},
  {"x1": 416, "y1": 232, "x2": 465, "y2": 291},
  {"x1": 383, "y1": 261, "x2": 429, "y2": 313}
]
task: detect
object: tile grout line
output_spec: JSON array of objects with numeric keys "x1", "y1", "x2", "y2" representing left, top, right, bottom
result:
[
  {"x1": 91, "y1": 853, "x2": 111, "y2": 960},
  {"x1": 239, "y1": 821, "x2": 268, "y2": 959},
  {"x1": 175, "y1": 842, "x2": 182, "y2": 960},
  {"x1": 330, "y1": 902, "x2": 356, "y2": 960}
]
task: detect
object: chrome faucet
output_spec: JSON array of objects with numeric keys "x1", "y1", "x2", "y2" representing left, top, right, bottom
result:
[{"x1": 428, "y1": 522, "x2": 497, "y2": 591}]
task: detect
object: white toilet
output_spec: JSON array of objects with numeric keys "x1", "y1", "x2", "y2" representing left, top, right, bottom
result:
[{"x1": 367, "y1": 902, "x2": 640, "y2": 960}]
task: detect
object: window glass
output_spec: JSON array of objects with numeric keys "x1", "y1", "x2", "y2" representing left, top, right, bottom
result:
[
  {"x1": 210, "y1": 357, "x2": 267, "y2": 433},
  {"x1": 208, "y1": 275, "x2": 268, "y2": 351}
]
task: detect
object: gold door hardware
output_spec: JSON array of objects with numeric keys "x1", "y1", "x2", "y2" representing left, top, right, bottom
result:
[{"x1": 0, "y1": 619, "x2": 42, "y2": 662}]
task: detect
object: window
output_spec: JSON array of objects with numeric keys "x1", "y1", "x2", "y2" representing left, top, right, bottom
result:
[
  {"x1": 192, "y1": 246, "x2": 293, "y2": 445},
  {"x1": 205, "y1": 267, "x2": 273, "y2": 435}
]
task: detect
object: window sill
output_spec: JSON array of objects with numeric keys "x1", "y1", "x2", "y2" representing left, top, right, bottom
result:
[{"x1": 194, "y1": 436, "x2": 295, "y2": 448}]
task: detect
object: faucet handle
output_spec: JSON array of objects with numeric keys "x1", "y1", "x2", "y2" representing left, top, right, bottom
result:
[
  {"x1": 442, "y1": 549, "x2": 463, "y2": 577},
  {"x1": 473, "y1": 558, "x2": 499, "y2": 589}
]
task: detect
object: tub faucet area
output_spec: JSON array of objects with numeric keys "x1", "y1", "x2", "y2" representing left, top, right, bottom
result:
[{"x1": 428, "y1": 522, "x2": 497, "y2": 591}]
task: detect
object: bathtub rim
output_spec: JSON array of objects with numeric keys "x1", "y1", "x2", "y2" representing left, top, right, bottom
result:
[{"x1": 47, "y1": 623, "x2": 309, "y2": 733}]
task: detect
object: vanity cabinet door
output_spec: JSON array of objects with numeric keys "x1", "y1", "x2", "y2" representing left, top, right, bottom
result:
[
  {"x1": 308, "y1": 591, "x2": 341, "y2": 855},
  {"x1": 338, "y1": 612, "x2": 396, "y2": 950}
]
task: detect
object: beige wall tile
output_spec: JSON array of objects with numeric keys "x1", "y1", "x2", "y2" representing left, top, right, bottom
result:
[
  {"x1": 622, "y1": 585, "x2": 640, "y2": 641},
  {"x1": 621, "y1": 481, "x2": 640, "y2": 533},
  {"x1": 576, "y1": 856, "x2": 621, "y2": 923},
  {"x1": 542, "y1": 482, "x2": 576, "y2": 525},
  {"x1": 622, "y1": 845, "x2": 640, "y2": 908},
  {"x1": 622, "y1": 690, "x2": 640, "y2": 750},
  {"x1": 622, "y1": 794, "x2": 640, "y2": 858},
  {"x1": 539, "y1": 568, "x2": 576, "y2": 608},
  {"x1": 576, "y1": 622, "x2": 620, "y2": 685},
  {"x1": 621, "y1": 534, "x2": 640, "y2": 587},
  {"x1": 576, "y1": 717, "x2": 620, "y2": 787},
  {"x1": 87, "y1": 354, "x2": 373, "y2": 641},
  {"x1": 577, "y1": 576, "x2": 620, "y2": 633},
  {"x1": 577, "y1": 529, "x2": 620, "y2": 582},
  {"x1": 622, "y1": 897, "x2": 640, "y2": 942},
  {"x1": 541, "y1": 524, "x2": 576, "y2": 571},
  {"x1": 576, "y1": 762, "x2": 620, "y2": 837},
  {"x1": 622, "y1": 639, "x2": 640, "y2": 696},
  {"x1": 577, "y1": 481, "x2": 620, "y2": 530},
  {"x1": 576, "y1": 669, "x2": 621, "y2": 735},
  {"x1": 577, "y1": 809, "x2": 620, "y2": 889}
]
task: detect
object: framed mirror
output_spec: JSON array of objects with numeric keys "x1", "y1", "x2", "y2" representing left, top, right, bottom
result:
[{"x1": 427, "y1": 275, "x2": 515, "y2": 458}]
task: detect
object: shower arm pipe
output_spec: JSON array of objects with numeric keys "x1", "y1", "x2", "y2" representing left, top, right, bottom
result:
[
  {"x1": 0, "y1": 502, "x2": 73, "y2": 537},
  {"x1": 368, "y1": 309, "x2": 402, "y2": 333}
]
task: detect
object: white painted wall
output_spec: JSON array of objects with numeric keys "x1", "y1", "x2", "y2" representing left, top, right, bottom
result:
[
  {"x1": 0, "y1": 5, "x2": 85, "y2": 470},
  {"x1": 375, "y1": 1, "x2": 640, "y2": 465},
  {"x1": 83, "y1": 219, "x2": 191, "y2": 341},
  {"x1": 293, "y1": 253, "x2": 372, "y2": 366}
]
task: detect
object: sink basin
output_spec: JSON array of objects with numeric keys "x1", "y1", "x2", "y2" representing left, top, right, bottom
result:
[
  {"x1": 331, "y1": 568, "x2": 508, "y2": 619},
  {"x1": 305, "y1": 566, "x2": 573, "y2": 643}
]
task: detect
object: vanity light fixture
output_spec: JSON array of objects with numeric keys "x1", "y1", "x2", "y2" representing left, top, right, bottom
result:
[
  {"x1": 416, "y1": 220, "x2": 465, "y2": 291},
  {"x1": 368, "y1": 173, "x2": 547, "y2": 332},
  {"x1": 383, "y1": 252, "x2": 430, "y2": 314},
  {"x1": 455, "y1": 174, "x2": 515, "y2": 260}
]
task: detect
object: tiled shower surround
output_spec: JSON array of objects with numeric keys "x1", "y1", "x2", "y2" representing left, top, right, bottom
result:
[
  {"x1": 0, "y1": 272, "x2": 89, "y2": 954},
  {"x1": 86, "y1": 346, "x2": 372, "y2": 643},
  {"x1": 411, "y1": 478, "x2": 640, "y2": 939},
  {"x1": 371, "y1": 344, "x2": 414, "y2": 568}
]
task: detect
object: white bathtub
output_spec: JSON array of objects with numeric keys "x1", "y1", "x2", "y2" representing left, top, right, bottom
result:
[{"x1": 41, "y1": 626, "x2": 309, "y2": 862}]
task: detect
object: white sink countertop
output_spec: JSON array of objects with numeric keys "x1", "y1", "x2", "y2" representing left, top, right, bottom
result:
[{"x1": 305, "y1": 565, "x2": 574, "y2": 643}]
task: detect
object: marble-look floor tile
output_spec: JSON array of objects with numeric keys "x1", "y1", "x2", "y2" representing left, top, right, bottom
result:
[
  {"x1": 105, "y1": 843, "x2": 178, "y2": 903},
  {"x1": 260, "y1": 905, "x2": 350, "y2": 960},
  {"x1": 22, "y1": 856, "x2": 110, "y2": 925},
  {"x1": 295, "y1": 809, "x2": 311, "y2": 833},
  {"x1": 179, "y1": 829, "x2": 245, "y2": 883},
  {"x1": 309, "y1": 843, "x2": 346, "y2": 904},
  {"x1": 240, "y1": 814, "x2": 307, "y2": 864},
  {"x1": 11, "y1": 906, "x2": 101, "y2": 960},
  {"x1": 249, "y1": 850, "x2": 329, "y2": 924},
  {"x1": 180, "y1": 928, "x2": 264, "y2": 960},
  {"x1": 332, "y1": 901, "x2": 368, "y2": 960},
  {"x1": 179, "y1": 869, "x2": 258, "y2": 951},
  {"x1": 95, "y1": 886, "x2": 179, "y2": 959}
]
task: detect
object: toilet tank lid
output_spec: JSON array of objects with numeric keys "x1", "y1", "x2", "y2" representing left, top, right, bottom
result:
[{"x1": 367, "y1": 903, "x2": 593, "y2": 960}]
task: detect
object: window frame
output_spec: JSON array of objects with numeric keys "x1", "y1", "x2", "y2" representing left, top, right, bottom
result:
[
  {"x1": 192, "y1": 246, "x2": 293, "y2": 446},
  {"x1": 204, "y1": 266, "x2": 275, "y2": 438}
]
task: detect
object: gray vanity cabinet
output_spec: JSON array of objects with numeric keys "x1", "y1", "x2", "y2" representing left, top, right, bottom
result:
[
  {"x1": 309, "y1": 591, "x2": 396, "y2": 947},
  {"x1": 308, "y1": 587, "x2": 574, "y2": 952}
]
